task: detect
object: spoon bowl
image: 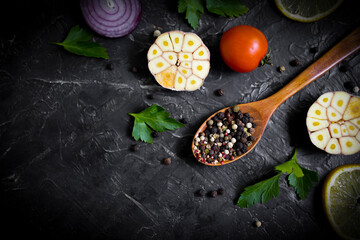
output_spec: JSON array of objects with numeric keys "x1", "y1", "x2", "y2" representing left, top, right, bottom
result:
[{"x1": 192, "y1": 27, "x2": 360, "y2": 166}]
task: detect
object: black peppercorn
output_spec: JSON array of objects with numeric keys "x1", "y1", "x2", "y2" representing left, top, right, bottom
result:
[
  {"x1": 310, "y1": 46, "x2": 318, "y2": 53},
  {"x1": 290, "y1": 59, "x2": 302, "y2": 66},
  {"x1": 211, "y1": 127, "x2": 218, "y2": 134},
  {"x1": 179, "y1": 118, "x2": 187, "y2": 124},
  {"x1": 151, "y1": 132, "x2": 159, "y2": 138},
  {"x1": 242, "y1": 116, "x2": 250, "y2": 123},
  {"x1": 147, "y1": 94, "x2": 154, "y2": 99},
  {"x1": 241, "y1": 145, "x2": 248, "y2": 153},
  {"x1": 339, "y1": 63, "x2": 350, "y2": 72},
  {"x1": 235, "y1": 142, "x2": 243, "y2": 149},
  {"x1": 106, "y1": 63, "x2": 114, "y2": 70},
  {"x1": 217, "y1": 188, "x2": 225, "y2": 195},
  {"x1": 210, "y1": 190, "x2": 218, "y2": 198},
  {"x1": 130, "y1": 144, "x2": 140, "y2": 152},
  {"x1": 247, "y1": 136, "x2": 255, "y2": 141},
  {"x1": 131, "y1": 66, "x2": 138, "y2": 72},
  {"x1": 217, "y1": 112, "x2": 225, "y2": 119},
  {"x1": 344, "y1": 81, "x2": 359, "y2": 93},
  {"x1": 215, "y1": 89, "x2": 225, "y2": 96},
  {"x1": 197, "y1": 189, "x2": 205, "y2": 197},
  {"x1": 252, "y1": 122, "x2": 257, "y2": 128}
]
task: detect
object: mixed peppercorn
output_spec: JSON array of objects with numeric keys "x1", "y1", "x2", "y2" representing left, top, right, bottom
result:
[{"x1": 193, "y1": 106, "x2": 257, "y2": 164}]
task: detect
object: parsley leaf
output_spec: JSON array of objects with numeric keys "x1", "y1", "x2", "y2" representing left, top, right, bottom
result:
[
  {"x1": 237, "y1": 149, "x2": 318, "y2": 208},
  {"x1": 51, "y1": 25, "x2": 109, "y2": 59},
  {"x1": 237, "y1": 173, "x2": 282, "y2": 208},
  {"x1": 275, "y1": 149, "x2": 303, "y2": 177},
  {"x1": 206, "y1": 0, "x2": 249, "y2": 18},
  {"x1": 288, "y1": 166, "x2": 318, "y2": 200},
  {"x1": 129, "y1": 104, "x2": 184, "y2": 143},
  {"x1": 178, "y1": 0, "x2": 204, "y2": 29}
]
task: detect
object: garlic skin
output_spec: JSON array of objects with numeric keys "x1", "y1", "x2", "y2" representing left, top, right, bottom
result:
[
  {"x1": 147, "y1": 31, "x2": 210, "y2": 91},
  {"x1": 306, "y1": 91, "x2": 360, "y2": 155}
]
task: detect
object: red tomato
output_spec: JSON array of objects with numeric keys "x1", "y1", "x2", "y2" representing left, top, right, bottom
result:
[{"x1": 220, "y1": 25, "x2": 268, "y2": 73}]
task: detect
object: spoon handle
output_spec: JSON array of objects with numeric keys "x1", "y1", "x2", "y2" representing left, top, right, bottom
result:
[{"x1": 266, "y1": 27, "x2": 360, "y2": 109}]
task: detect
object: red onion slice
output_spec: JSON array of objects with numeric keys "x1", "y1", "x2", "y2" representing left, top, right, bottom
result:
[{"x1": 80, "y1": 0, "x2": 141, "y2": 38}]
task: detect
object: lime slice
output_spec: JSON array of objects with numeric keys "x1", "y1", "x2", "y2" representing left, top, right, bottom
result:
[
  {"x1": 322, "y1": 164, "x2": 360, "y2": 240},
  {"x1": 275, "y1": 0, "x2": 344, "y2": 23}
]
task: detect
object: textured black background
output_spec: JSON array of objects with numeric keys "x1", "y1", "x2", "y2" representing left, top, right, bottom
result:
[{"x1": 1, "y1": 0, "x2": 360, "y2": 239}]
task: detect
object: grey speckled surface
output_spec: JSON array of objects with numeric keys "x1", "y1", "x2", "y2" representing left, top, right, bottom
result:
[{"x1": 1, "y1": 0, "x2": 359, "y2": 239}]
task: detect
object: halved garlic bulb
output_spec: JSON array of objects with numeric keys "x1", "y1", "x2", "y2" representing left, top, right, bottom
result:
[
  {"x1": 306, "y1": 91, "x2": 360, "y2": 155},
  {"x1": 147, "y1": 31, "x2": 210, "y2": 91}
]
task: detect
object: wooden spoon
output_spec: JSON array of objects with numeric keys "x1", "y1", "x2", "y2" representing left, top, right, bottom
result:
[{"x1": 192, "y1": 27, "x2": 360, "y2": 166}]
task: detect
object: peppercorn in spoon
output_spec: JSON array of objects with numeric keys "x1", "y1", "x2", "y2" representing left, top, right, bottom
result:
[{"x1": 192, "y1": 27, "x2": 360, "y2": 166}]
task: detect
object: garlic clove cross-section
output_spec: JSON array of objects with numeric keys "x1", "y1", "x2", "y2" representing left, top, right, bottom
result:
[
  {"x1": 306, "y1": 91, "x2": 360, "y2": 155},
  {"x1": 148, "y1": 31, "x2": 210, "y2": 91}
]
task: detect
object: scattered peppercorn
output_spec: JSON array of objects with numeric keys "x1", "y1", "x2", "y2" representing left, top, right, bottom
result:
[
  {"x1": 290, "y1": 59, "x2": 302, "y2": 66},
  {"x1": 147, "y1": 94, "x2": 154, "y2": 99},
  {"x1": 255, "y1": 221, "x2": 262, "y2": 228},
  {"x1": 153, "y1": 29, "x2": 161, "y2": 37},
  {"x1": 131, "y1": 66, "x2": 138, "y2": 73},
  {"x1": 130, "y1": 144, "x2": 140, "y2": 152},
  {"x1": 217, "y1": 188, "x2": 225, "y2": 195},
  {"x1": 197, "y1": 189, "x2": 205, "y2": 197},
  {"x1": 151, "y1": 131, "x2": 159, "y2": 138},
  {"x1": 210, "y1": 190, "x2": 218, "y2": 198},
  {"x1": 215, "y1": 89, "x2": 225, "y2": 96},
  {"x1": 179, "y1": 118, "x2": 187, "y2": 124},
  {"x1": 344, "y1": 81, "x2": 359, "y2": 93},
  {"x1": 339, "y1": 62, "x2": 350, "y2": 72},
  {"x1": 163, "y1": 157, "x2": 171, "y2": 165},
  {"x1": 278, "y1": 66, "x2": 285, "y2": 73},
  {"x1": 106, "y1": 63, "x2": 114, "y2": 70},
  {"x1": 354, "y1": 86, "x2": 360, "y2": 93},
  {"x1": 310, "y1": 46, "x2": 318, "y2": 53}
]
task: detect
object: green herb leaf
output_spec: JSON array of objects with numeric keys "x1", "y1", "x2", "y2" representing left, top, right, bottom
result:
[
  {"x1": 237, "y1": 173, "x2": 282, "y2": 208},
  {"x1": 129, "y1": 104, "x2": 184, "y2": 143},
  {"x1": 206, "y1": 0, "x2": 249, "y2": 18},
  {"x1": 131, "y1": 119, "x2": 153, "y2": 143},
  {"x1": 237, "y1": 149, "x2": 318, "y2": 208},
  {"x1": 288, "y1": 166, "x2": 319, "y2": 200},
  {"x1": 275, "y1": 149, "x2": 304, "y2": 177},
  {"x1": 51, "y1": 25, "x2": 109, "y2": 59},
  {"x1": 178, "y1": 0, "x2": 204, "y2": 29}
]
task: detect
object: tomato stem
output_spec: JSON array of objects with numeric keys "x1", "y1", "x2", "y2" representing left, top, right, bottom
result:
[{"x1": 260, "y1": 49, "x2": 272, "y2": 67}]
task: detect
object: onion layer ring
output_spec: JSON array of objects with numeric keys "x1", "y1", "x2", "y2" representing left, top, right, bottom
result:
[{"x1": 80, "y1": 0, "x2": 141, "y2": 38}]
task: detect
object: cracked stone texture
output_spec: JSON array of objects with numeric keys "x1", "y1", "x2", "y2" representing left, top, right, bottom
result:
[{"x1": 1, "y1": 0, "x2": 359, "y2": 239}]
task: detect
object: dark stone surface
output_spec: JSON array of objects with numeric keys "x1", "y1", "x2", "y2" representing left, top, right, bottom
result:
[{"x1": 1, "y1": 0, "x2": 359, "y2": 239}]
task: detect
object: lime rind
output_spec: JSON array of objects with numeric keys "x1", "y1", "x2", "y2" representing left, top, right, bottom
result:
[{"x1": 275, "y1": 0, "x2": 344, "y2": 23}]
